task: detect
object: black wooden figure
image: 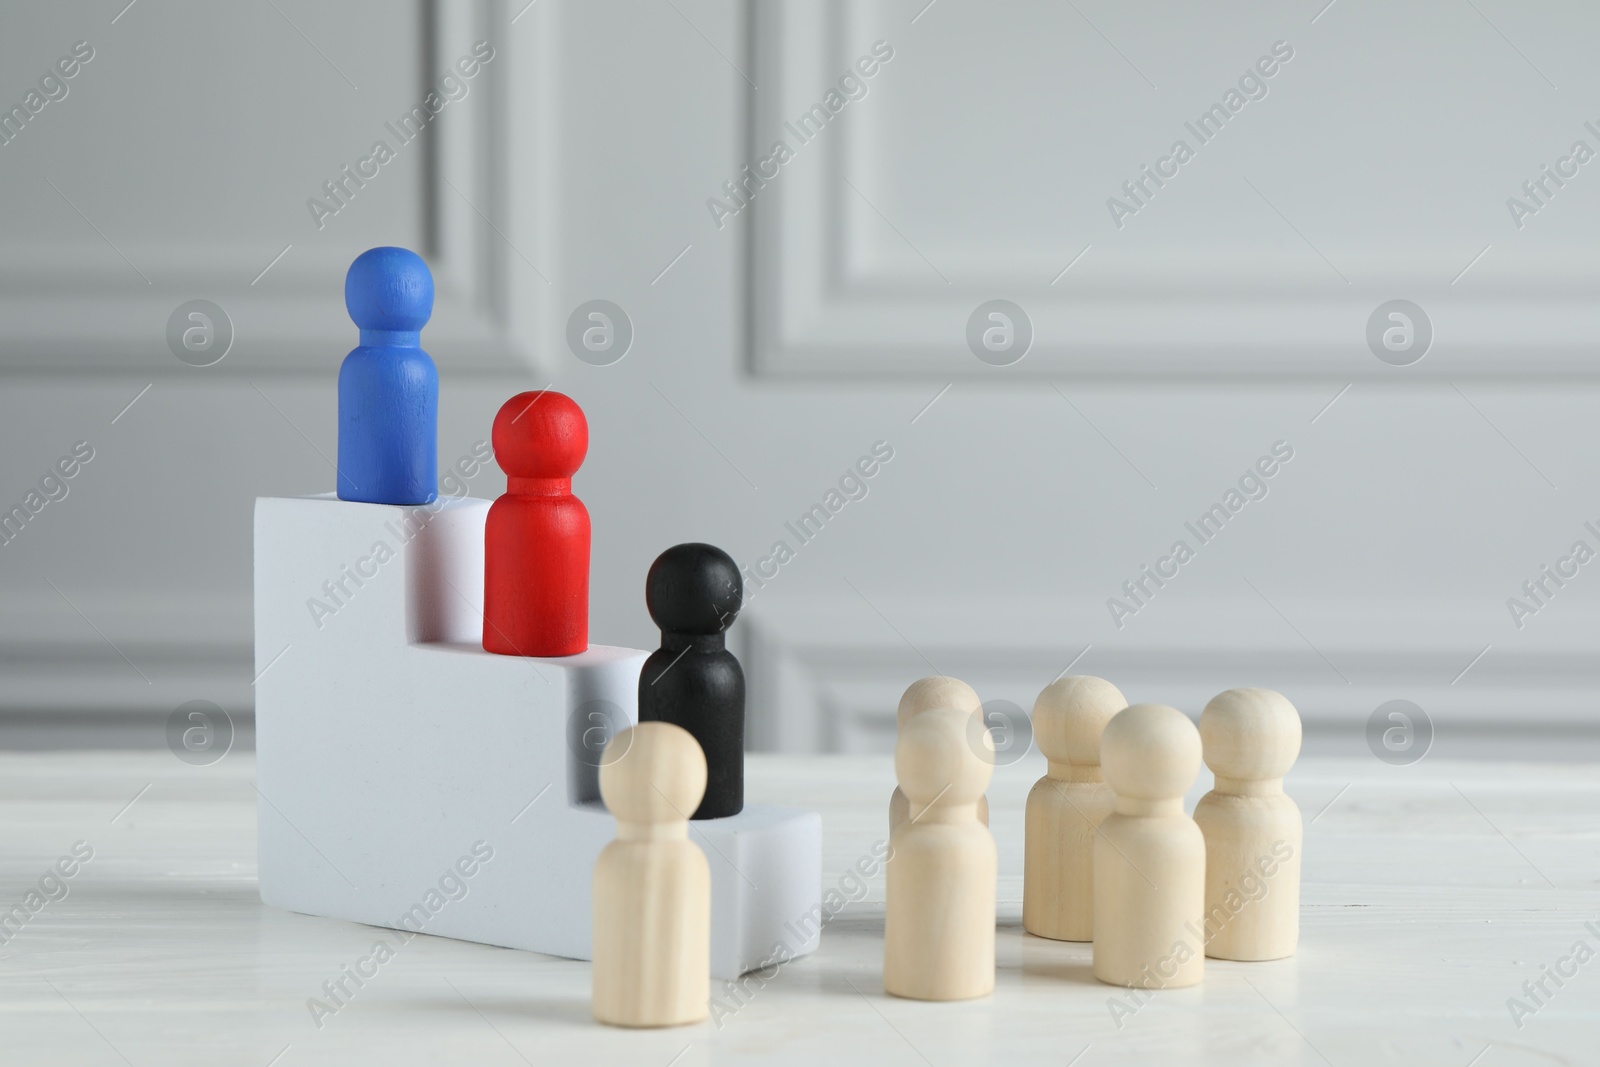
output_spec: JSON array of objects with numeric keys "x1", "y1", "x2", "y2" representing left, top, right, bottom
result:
[{"x1": 637, "y1": 543, "x2": 744, "y2": 819}]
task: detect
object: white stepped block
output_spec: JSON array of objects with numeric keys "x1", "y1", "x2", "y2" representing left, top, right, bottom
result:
[{"x1": 254, "y1": 494, "x2": 821, "y2": 979}]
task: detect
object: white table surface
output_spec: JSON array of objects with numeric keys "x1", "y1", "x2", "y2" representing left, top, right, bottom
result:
[{"x1": 0, "y1": 750, "x2": 1593, "y2": 1066}]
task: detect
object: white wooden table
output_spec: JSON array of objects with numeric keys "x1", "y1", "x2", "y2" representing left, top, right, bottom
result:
[{"x1": 0, "y1": 750, "x2": 1593, "y2": 1066}]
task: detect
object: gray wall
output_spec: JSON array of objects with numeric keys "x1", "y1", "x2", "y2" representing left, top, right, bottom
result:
[{"x1": 2, "y1": 0, "x2": 1597, "y2": 755}]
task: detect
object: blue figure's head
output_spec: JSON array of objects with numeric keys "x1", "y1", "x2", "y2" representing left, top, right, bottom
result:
[{"x1": 345, "y1": 247, "x2": 434, "y2": 336}]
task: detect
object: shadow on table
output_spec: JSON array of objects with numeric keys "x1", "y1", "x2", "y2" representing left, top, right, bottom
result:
[{"x1": 1007, "y1": 921, "x2": 1101, "y2": 986}]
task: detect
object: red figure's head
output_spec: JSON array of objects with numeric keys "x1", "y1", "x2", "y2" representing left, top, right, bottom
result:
[{"x1": 492, "y1": 391, "x2": 588, "y2": 481}]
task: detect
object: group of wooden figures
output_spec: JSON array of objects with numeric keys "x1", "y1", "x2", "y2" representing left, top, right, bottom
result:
[
  {"x1": 888, "y1": 676, "x2": 1303, "y2": 1000},
  {"x1": 589, "y1": 676, "x2": 1303, "y2": 1027}
]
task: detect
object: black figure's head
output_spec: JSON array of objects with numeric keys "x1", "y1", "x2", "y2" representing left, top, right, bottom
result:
[{"x1": 645, "y1": 543, "x2": 743, "y2": 635}]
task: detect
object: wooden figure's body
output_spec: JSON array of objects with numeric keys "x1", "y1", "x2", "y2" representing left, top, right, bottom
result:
[
  {"x1": 887, "y1": 677, "x2": 988, "y2": 831},
  {"x1": 884, "y1": 707, "x2": 995, "y2": 1001},
  {"x1": 1023, "y1": 675, "x2": 1127, "y2": 942},
  {"x1": 593, "y1": 722, "x2": 710, "y2": 1028},
  {"x1": 592, "y1": 835, "x2": 709, "y2": 1027},
  {"x1": 1093, "y1": 704, "x2": 1205, "y2": 990},
  {"x1": 483, "y1": 391, "x2": 590, "y2": 657},
  {"x1": 1194, "y1": 688, "x2": 1303, "y2": 961},
  {"x1": 638, "y1": 544, "x2": 745, "y2": 819}
]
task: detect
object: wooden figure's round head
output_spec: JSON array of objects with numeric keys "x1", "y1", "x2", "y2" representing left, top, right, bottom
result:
[
  {"x1": 895, "y1": 706, "x2": 993, "y2": 808},
  {"x1": 1100, "y1": 704, "x2": 1201, "y2": 801},
  {"x1": 1032, "y1": 675, "x2": 1127, "y2": 766},
  {"x1": 345, "y1": 246, "x2": 434, "y2": 333},
  {"x1": 599, "y1": 721, "x2": 707, "y2": 825},
  {"x1": 645, "y1": 543, "x2": 742, "y2": 635},
  {"x1": 491, "y1": 391, "x2": 588, "y2": 480},
  {"x1": 1199, "y1": 688, "x2": 1302, "y2": 781},
  {"x1": 896, "y1": 676, "x2": 980, "y2": 730}
]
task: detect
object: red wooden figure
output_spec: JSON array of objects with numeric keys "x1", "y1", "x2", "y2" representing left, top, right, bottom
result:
[{"x1": 483, "y1": 390, "x2": 590, "y2": 657}]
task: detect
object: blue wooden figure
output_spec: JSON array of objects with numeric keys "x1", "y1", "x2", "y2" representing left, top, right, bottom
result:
[{"x1": 337, "y1": 246, "x2": 439, "y2": 505}]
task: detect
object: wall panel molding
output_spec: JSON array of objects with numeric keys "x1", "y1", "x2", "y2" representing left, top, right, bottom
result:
[
  {"x1": 748, "y1": 0, "x2": 1600, "y2": 380},
  {"x1": 740, "y1": 595, "x2": 1600, "y2": 754},
  {"x1": 0, "y1": 0, "x2": 552, "y2": 376}
]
